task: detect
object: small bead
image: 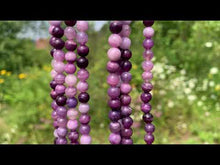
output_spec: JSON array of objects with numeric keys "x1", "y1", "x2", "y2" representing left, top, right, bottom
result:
[
  {"x1": 64, "y1": 27, "x2": 76, "y2": 40},
  {"x1": 143, "y1": 49, "x2": 154, "y2": 60},
  {"x1": 51, "y1": 100, "x2": 58, "y2": 110},
  {"x1": 53, "y1": 50, "x2": 65, "y2": 61},
  {"x1": 108, "y1": 99, "x2": 121, "y2": 109},
  {"x1": 141, "y1": 92, "x2": 152, "y2": 103},
  {"x1": 52, "y1": 26, "x2": 64, "y2": 38},
  {"x1": 121, "y1": 128, "x2": 133, "y2": 138},
  {"x1": 143, "y1": 113, "x2": 154, "y2": 123},
  {"x1": 142, "y1": 61, "x2": 154, "y2": 72},
  {"x1": 77, "y1": 45, "x2": 89, "y2": 57},
  {"x1": 65, "y1": 40, "x2": 77, "y2": 51},
  {"x1": 64, "y1": 20, "x2": 77, "y2": 26},
  {"x1": 120, "y1": 94, "x2": 131, "y2": 106},
  {"x1": 76, "y1": 21, "x2": 89, "y2": 32},
  {"x1": 57, "y1": 117, "x2": 67, "y2": 128},
  {"x1": 122, "y1": 116, "x2": 133, "y2": 129},
  {"x1": 109, "y1": 133, "x2": 121, "y2": 144},
  {"x1": 141, "y1": 82, "x2": 153, "y2": 93},
  {"x1": 120, "y1": 83, "x2": 132, "y2": 94},
  {"x1": 143, "y1": 39, "x2": 154, "y2": 49},
  {"x1": 53, "y1": 61, "x2": 65, "y2": 73},
  {"x1": 76, "y1": 32, "x2": 88, "y2": 45},
  {"x1": 56, "y1": 137, "x2": 68, "y2": 144},
  {"x1": 80, "y1": 135, "x2": 92, "y2": 144},
  {"x1": 51, "y1": 110, "x2": 58, "y2": 120},
  {"x1": 51, "y1": 69, "x2": 58, "y2": 79},
  {"x1": 77, "y1": 81, "x2": 89, "y2": 92},
  {"x1": 50, "y1": 90, "x2": 58, "y2": 100},
  {"x1": 141, "y1": 103, "x2": 152, "y2": 113},
  {"x1": 121, "y1": 72, "x2": 132, "y2": 83},
  {"x1": 65, "y1": 87, "x2": 77, "y2": 98},
  {"x1": 121, "y1": 138, "x2": 133, "y2": 144},
  {"x1": 65, "y1": 63, "x2": 76, "y2": 74},
  {"x1": 79, "y1": 124, "x2": 90, "y2": 135},
  {"x1": 65, "y1": 74, "x2": 77, "y2": 87},
  {"x1": 107, "y1": 87, "x2": 120, "y2": 99},
  {"x1": 144, "y1": 133, "x2": 154, "y2": 144},
  {"x1": 54, "y1": 73, "x2": 65, "y2": 85},
  {"x1": 77, "y1": 57, "x2": 89, "y2": 68},
  {"x1": 66, "y1": 97, "x2": 78, "y2": 108},
  {"x1": 79, "y1": 114, "x2": 91, "y2": 124},
  {"x1": 68, "y1": 131, "x2": 79, "y2": 141},
  {"x1": 108, "y1": 34, "x2": 122, "y2": 47},
  {"x1": 67, "y1": 119, "x2": 78, "y2": 130},
  {"x1": 57, "y1": 127, "x2": 68, "y2": 138},
  {"x1": 56, "y1": 106, "x2": 67, "y2": 118},
  {"x1": 121, "y1": 49, "x2": 132, "y2": 60},
  {"x1": 121, "y1": 106, "x2": 132, "y2": 117},
  {"x1": 107, "y1": 47, "x2": 121, "y2": 62},
  {"x1": 120, "y1": 37, "x2": 131, "y2": 49},
  {"x1": 120, "y1": 60, "x2": 132, "y2": 72},
  {"x1": 119, "y1": 24, "x2": 131, "y2": 37},
  {"x1": 143, "y1": 20, "x2": 154, "y2": 27},
  {"x1": 143, "y1": 27, "x2": 154, "y2": 38},
  {"x1": 78, "y1": 103, "x2": 90, "y2": 114},
  {"x1": 67, "y1": 108, "x2": 78, "y2": 120},
  {"x1": 107, "y1": 74, "x2": 120, "y2": 86},
  {"x1": 110, "y1": 21, "x2": 123, "y2": 34},
  {"x1": 109, "y1": 122, "x2": 121, "y2": 133},
  {"x1": 78, "y1": 92, "x2": 90, "y2": 103},
  {"x1": 142, "y1": 71, "x2": 153, "y2": 81},
  {"x1": 56, "y1": 95, "x2": 67, "y2": 106},
  {"x1": 77, "y1": 69, "x2": 89, "y2": 81},
  {"x1": 109, "y1": 110, "x2": 121, "y2": 122},
  {"x1": 145, "y1": 123, "x2": 155, "y2": 133},
  {"x1": 55, "y1": 85, "x2": 66, "y2": 95},
  {"x1": 106, "y1": 61, "x2": 120, "y2": 73}
]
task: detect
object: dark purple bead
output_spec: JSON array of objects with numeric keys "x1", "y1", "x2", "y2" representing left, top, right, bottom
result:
[
  {"x1": 56, "y1": 95, "x2": 67, "y2": 106},
  {"x1": 106, "y1": 61, "x2": 120, "y2": 73},
  {"x1": 120, "y1": 94, "x2": 131, "y2": 106},
  {"x1": 79, "y1": 114, "x2": 91, "y2": 124},
  {"x1": 110, "y1": 21, "x2": 123, "y2": 34},
  {"x1": 56, "y1": 137, "x2": 68, "y2": 144},
  {"x1": 121, "y1": 49, "x2": 132, "y2": 60},
  {"x1": 49, "y1": 36, "x2": 56, "y2": 46},
  {"x1": 141, "y1": 103, "x2": 152, "y2": 113},
  {"x1": 51, "y1": 100, "x2": 58, "y2": 110},
  {"x1": 122, "y1": 116, "x2": 133, "y2": 129},
  {"x1": 50, "y1": 80, "x2": 57, "y2": 89},
  {"x1": 121, "y1": 106, "x2": 132, "y2": 117},
  {"x1": 109, "y1": 122, "x2": 121, "y2": 133},
  {"x1": 145, "y1": 123, "x2": 155, "y2": 133},
  {"x1": 79, "y1": 124, "x2": 91, "y2": 135},
  {"x1": 121, "y1": 128, "x2": 133, "y2": 138},
  {"x1": 64, "y1": 20, "x2": 77, "y2": 26},
  {"x1": 108, "y1": 99, "x2": 121, "y2": 109},
  {"x1": 109, "y1": 110, "x2": 121, "y2": 122},
  {"x1": 77, "y1": 45, "x2": 89, "y2": 56},
  {"x1": 121, "y1": 138, "x2": 133, "y2": 144},
  {"x1": 52, "y1": 38, "x2": 65, "y2": 49},
  {"x1": 52, "y1": 26, "x2": 64, "y2": 38},
  {"x1": 121, "y1": 72, "x2": 132, "y2": 83},
  {"x1": 144, "y1": 133, "x2": 154, "y2": 144},
  {"x1": 142, "y1": 82, "x2": 153, "y2": 93},
  {"x1": 50, "y1": 48, "x2": 56, "y2": 57},
  {"x1": 141, "y1": 92, "x2": 152, "y2": 103},
  {"x1": 77, "y1": 57, "x2": 88, "y2": 68},
  {"x1": 120, "y1": 60, "x2": 132, "y2": 72},
  {"x1": 143, "y1": 20, "x2": 154, "y2": 27},
  {"x1": 65, "y1": 40, "x2": 77, "y2": 51},
  {"x1": 70, "y1": 140, "x2": 79, "y2": 144},
  {"x1": 50, "y1": 90, "x2": 58, "y2": 100},
  {"x1": 67, "y1": 97, "x2": 78, "y2": 108},
  {"x1": 78, "y1": 92, "x2": 90, "y2": 103},
  {"x1": 143, "y1": 113, "x2": 154, "y2": 123},
  {"x1": 68, "y1": 131, "x2": 79, "y2": 141},
  {"x1": 56, "y1": 106, "x2": 67, "y2": 118},
  {"x1": 108, "y1": 87, "x2": 120, "y2": 99}
]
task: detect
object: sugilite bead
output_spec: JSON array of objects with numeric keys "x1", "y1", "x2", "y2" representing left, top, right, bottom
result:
[
  {"x1": 54, "y1": 73, "x2": 65, "y2": 85},
  {"x1": 121, "y1": 49, "x2": 132, "y2": 60},
  {"x1": 120, "y1": 83, "x2": 132, "y2": 94},
  {"x1": 144, "y1": 133, "x2": 154, "y2": 144},
  {"x1": 143, "y1": 27, "x2": 155, "y2": 38},
  {"x1": 108, "y1": 34, "x2": 122, "y2": 48},
  {"x1": 67, "y1": 108, "x2": 78, "y2": 120},
  {"x1": 55, "y1": 85, "x2": 66, "y2": 95},
  {"x1": 144, "y1": 123, "x2": 155, "y2": 133},
  {"x1": 77, "y1": 69, "x2": 89, "y2": 81},
  {"x1": 143, "y1": 38, "x2": 154, "y2": 49},
  {"x1": 67, "y1": 119, "x2": 78, "y2": 130},
  {"x1": 68, "y1": 131, "x2": 79, "y2": 141},
  {"x1": 64, "y1": 20, "x2": 77, "y2": 26},
  {"x1": 77, "y1": 81, "x2": 89, "y2": 92},
  {"x1": 119, "y1": 24, "x2": 131, "y2": 37},
  {"x1": 142, "y1": 61, "x2": 154, "y2": 72},
  {"x1": 143, "y1": 49, "x2": 154, "y2": 60},
  {"x1": 65, "y1": 87, "x2": 77, "y2": 98},
  {"x1": 79, "y1": 124, "x2": 91, "y2": 134},
  {"x1": 65, "y1": 40, "x2": 77, "y2": 51},
  {"x1": 109, "y1": 133, "x2": 121, "y2": 144},
  {"x1": 57, "y1": 117, "x2": 67, "y2": 128},
  {"x1": 108, "y1": 99, "x2": 121, "y2": 109},
  {"x1": 64, "y1": 27, "x2": 76, "y2": 40},
  {"x1": 120, "y1": 94, "x2": 131, "y2": 106},
  {"x1": 76, "y1": 32, "x2": 88, "y2": 45},
  {"x1": 141, "y1": 82, "x2": 153, "y2": 93},
  {"x1": 120, "y1": 60, "x2": 132, "y2": 72},
  {"x1": 141, "y1": 103, "x2": 152, "y2": 113},
  {"x1": 120, "y1": 37, "x2": 131, "y2": 50},
  {"x1": 121, "y1": 128, "x2": 133, "y2": 138},
  {"x1": 66, "y1": 97, "x2": 78, "y2": 108},
  {"x1": 143, "y1": 20, "x2": 154, "y2": 27},
  {"x1": 107, "y1": 73, "x2": 120, "y2": 86},
  {"x1": 53, "y1": 50, "x2": 65, "y2": 61},
  {"x1": 143, "y1": 113, "x2": 154, "y2": 123},
  {"x1": 76, "y1": 21, "x2": 89, "y2": 32},
  {"x1": 77, "y1": 45, "x2": 89, "y2": 56},
  {"x1": 78, "y1": 103, "x2": 90, "y2": 114},
  {"x1": 56, "y1": 137, "x2": 67, "y2": 144},
  {"x1": 56, "y1": 95, "x2": 67, "y2": 106},
  {"x1": 52, "y1": 26, "x2": 64, "y2": 38},
  {"x1": 106, "y1": 61, "x2": 120, "y2": 73},
  {"x1": 109, "y1": 122, "x2": 121, "y2": 133},
  {"x1": 107, "y1": 87, "x2": 120, "y2": 99},
  {"x1": 121, "y1": 72, "x2": 132, "y2": 83},
  {"x1": 57, "y1": 127, "x2": 68, "y2": 137},
  {"x1": 50, "y1": 80, "x2": 57, "y2": 89},
  {"x1": 77, "y1": 57, "x2": 88, "y2": 68},
  {"x1": 121, "y1": 138, "x2": 133, "y2": 144},
  {"x1": 121, "y1": 106, "x2": 132, "y2": 117},
  {"x1": 78, "y1": 92, "x2": 90, "y2": 103},
  {"x1": 65, "y1": 51, "x2": 77, "y2": 63},
  {"x1": 64, "y1": 63, "x2": 76, "y2": 74},
  {"x1": 79, "y1": 114, "x2": 91, "y2": 124},
  {"x1": 107, "y1": 47, "x2": 121, "y2": 62},
  {"x1": 141, "y1": 92, "x2": 152, "y2": 103},
  {"x1": 109, "y1": 21, "x2": 123, "y2": 34},
  {"x1": 50, "y1": 48, "x2": 56, "y2": 57},
  {"x1": 56, "y1": 106, "x2": 67, "y2": 118},
  {"x1": 122, "y1": 116, "x2": 133, "y2": 129},
  {"x1": 65, "y1": 74, "x2": 77, "y2": 87}
]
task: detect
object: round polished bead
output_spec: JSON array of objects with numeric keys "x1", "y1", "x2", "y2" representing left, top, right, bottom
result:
[
  {"x1": 121, "y1": 106, "x2": 132, "y2": 117},
  {"x1": 143, "y1": 39, "x2": 154, "y2": 49},
  {"x1": 121, "y1": 49, "x2": 132, "y2": 60},
  {"x1": 78, "y1": 92, "x2": 90, "y2": 103},
  {"x1": 143, "y1": 27, "x2": 155, "y2": 38},
  {"x1": 67, "y1": 119, "x2": 78, "y2": 130},
  {"x1": 109, "y1": 110, "x2": 121, "y2": 122},
  {"x1": 52, "y1": 38, "x2": 65, "y2": 49},
  {"x1": 53, "y1": 61, "x2": 65, "y2": 73},
  {"x1": 77, "y1": 81, "x2": 89, "y2": 92},
  {"x1": 145, "y1": 123, "x2": 155, "y2": 133},
  {"x1": 143, "y1": 113, "x2": 154, "y2": 123},
  {"x1": 76, "y1": 21, "x2": 89, "y2": 32},
  {"x1": 107, "y1": 47, "x2": 121, "y2": 62},
  {"x1": 141, "y1": 103, "x2": 152, "y2": 113},
  {"x1": 50, "y1": 90, "x2": 58, "y2": 100},
  {"x1": 142, "y1": 72, "x2": 153, "y2": 81},
  {"x1": 77, "y1": 57, "x2": 88, "y2": 68},
  {"x1": 65, "y1": 74, "x2": 77, "y2": 87},
  {"x1": 79, "y1": 114, "x2": 91, "y2": 124},
  {"x1": 57, "y1": 127, "x2": 68, "y2": 137},
  {"x1": 57, "y1": 117, "x2": 67, "y2": 128},
  {"x1": 54, "y1": 73, "x2": 65, "y2": 85},
  {"x1": 108, "y1": 34, "x2": 122, "y2": 47},
  {"x1": 64, "y1": 27, "x2": 76, "y2": 40},
  {"x1": 64, "y1": 20, "x2": 77, "y2": 26},
  {"x1": 121, "y1": 128, "x2": 133, "y2": 138},
  {"x1": 143, "y1": 20, "x2": 154, "y2": 27},
  {"x1": 50, "y1": 48, "x2": 56, "y2": 57},
  {"x1": 49, "y1": 36, "x2": 56, "y2": 46},
  {"x1": 119, "y1": 24, "x2": 131, "y2": 37},
  {"x1": 56, "y1": 95, "x2": 67, "y2": 106},
  {"x1": 77, "y1": 45, "x2": 89, "y2": 56},
  {"x1": 76, "y1": 32, "x2": 88, "y2": 45},
  {"x1": 141, "y1": 92, "x2": 152, "y2": 103},
  {"x1": 56, "y1": 106, "x2": 67, "y2": 118},
  {"x1": 107, "y1": 87, "x2": 120, "y2": 99},
  {"x1": 65, "y1": 87, "x2": 77, "y2": 98},
  {"x1": 65, "y1": 40, "x2": 77, "y2": 51},
  {"x1": 108, "y1": 99, "x2": 121, "y2": 109},
  {"x1": 79, "y1": 124, "x2": 90, "y2": 135},
  {"x1": 51, "y1": 69, "x2": 58, "y2": 79},
  {"x1": 65, "y1": 63, "x2": 76, "y2": 74},
  {"x1": 144, "y1": 133, "x2": 154, "y2": 144},
  {"x1": 77, "y1": 69, "x2": 89, "y2": 81},
  {"x1": 51, "y1": 110, "x2": 58, "y2": 120},
  {"x1": 56, "y1": 137, "x2": 68, "y2": 144},
  {"x1": 53, "y1": 120, "x2": 58, "y2": 128},
  {"x1": 120, "y1": 94, "x2": 131, "y2": 106},
  {"x1": 142, "y1": 61, "x2": 154, "y2": 71},
  {"x1": 122, "y1": 116, "x2": 133, "y2": 129},
  {"x1": 109, "y1": 122, "x2": 121, "y2": 133},
  {"x1": 80, "y1": 135, "x2": 92, "y2": 144},
  {"x1": 53, "y1": 129, "x2": 58, "y2": 138},
  {"x1": 78, "y1": 103, "x2": 90, "y2": 114},
  {"x1": 65, "y1": 51, "x2": 77, "y2": 63},
  {"x1": 121, "y1": 138, "x2": 133, "y2": 144},
  {"x1": 49, "y1": 21, "x2": 62, "y2": 26},
  {"x1": 67, "y1": 97, "x2": 78, "y2": 108},
  {"x1": 120, "y1": 60, "x2": 132, "y2": 72},
  {"x1": 110, "y1": 21, "x2": 123, "y2": 34},
  {"x1": 67, "y1": 108, "x2": 78, "y2": 120},
  {"x1": 68, "y1": 131, "x2": 79, "y2": 141},
  {"x1": 107, "y1": 74, "x2": 120, "y2": 86},
  {"x1": 52, "y1": 26, "x2": 64, "y2": 38},
  {"x1": 121, "y1": 72, "x2": 132, "y2": 83},
  {"x1": 106, "y1": 61, "x2": 120, "y2": 73},
  {"x1": 55, "y1": 85, "x2": 66, "y2": 95},
  {"x1": 53, "y1": 50, "x2": 65, "y2": 61},
  {"x1": 49, "y1": 25, "x2": 55, "y2": 35},
  {"x1": 141, "y1": 82, "x2": 153, "y2": 92},
  {"x1": 120, "y1": 83, "x2": 132, "y2": 94},
  {"x1": 51, "y1": 100, "x2": 58, "y2": 110},
  {"x1": 109, "y1": 133, "x2": 121, "y2": 144},
  {"x1": 120, "y1": 37, "x2": 131, "y2": 49},
  {"x1": 143, "y1": 49, "x2": 154, "y2": 60},
  {"x1": 50, "y1": 80, "x2": 57, "y2": 89}
]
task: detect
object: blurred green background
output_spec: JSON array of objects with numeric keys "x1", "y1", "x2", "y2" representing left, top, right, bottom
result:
[{"x1": 0, "y1": 21, "x2": 219, "y2": 144}]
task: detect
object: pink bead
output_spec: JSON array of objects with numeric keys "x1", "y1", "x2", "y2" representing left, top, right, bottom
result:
[
  {"x1": 107, "y1": 74, "x2": 120, "y2": 86},
  {"x1": 55, "y1": 85, "x2": 66, "y2": 95},
  {"x1": 67, "y1": 109, "x2": 78, "y2": 120},
  {"x1": 78, "y1": 103, "x2": 90, "y2": 114},
  {"x1": 77, "y1": 81, "x2": 89, "y2": 92},
  {"x1": 108, "y1": 34, "x2": 122, "y2": 47},
  {"x1": 76, "y1": 32, "x2": 88, "y2": 45},
  {"x1": 51, "y1": 69, "x2": 58, "y2": 79},
  {"x1": 49, "y1": 25, "x2": 55, "y2": 35},
  {"x1": 49, "y1": 21, "x2": 62, "y2": 26},
  {"x1": 143, "y1": 50, "x2": 154, "y2": 61},
  {"x1": 65, "y1": 51, "x2": 77, "y2": 62},
  {"x1": 80, "y1": 135, "x2": 92, "y2": 144},
  {"x1": 65, "y1": 87, "x2": 77, "y2": 97},
  {"x1": 65, "y1": 74, "x2": 77, "y2": 87},
  {"x1": 51, "y1": 59, "x2": 57, "y2": 68},
  {"x1": 54, "y1": 73, "x2": 65, "y2": 84},
  {"x1": 107, "y1": 48, "x2": 121, "y2": 62},
  {"x1": 65, "y1": 63, "x2": 76, "y2": 74},
  {"x1": 119, "y1": 25, "x2": 131, "y2": 37},
  {"x1": 143, "y1": 27, "x2": 154, "y2": 38},
  {"x1": 142, "y1": 72, "x2": 153, "y2": 81},
  {"x1": 142, "y1": 61, "x2": 154, "y2": 71},
  {"x1": 54, "y1": 129, "x2": 58, "y2": 138},
  {"x1": 120, "y1": 37, "x2": 131, "y2": 49},
  {"x1": 53, "y1": 61, "x2": 65, "y2": 73},
  {"x1": 67, "y1": 119, "x2": 78, "y2": 130},
  {"x1": 77, "y1": 69, "x2": 89, "y2": 81},
  {"x1": 76, "y1": 21, "x2": 89, "y2": 32},
  {"x1": 53, "y1": 50, "x2": 65, "y2": 61},
  {"x1": 120, "y1": 83, "x2": 132, "y2": 94},
  {"x1": 64, "y1": 27, "x2": 76, "y2": 40}
]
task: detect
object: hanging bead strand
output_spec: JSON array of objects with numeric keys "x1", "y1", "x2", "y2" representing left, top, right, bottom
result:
[
  {"x1": 141, "y1": 20, "x2": 155, "y2": 144},
  {"x1": 75, "y1": 21, "x2": 92, "y2": 144},
  {"x1": 49, "y1": 21, "x2": 68, "y2": 144}
]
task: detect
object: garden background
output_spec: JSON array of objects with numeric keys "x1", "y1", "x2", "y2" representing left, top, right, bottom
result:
[{"x1": 0, "y1": 21, "x2": 219, "y2": 144}]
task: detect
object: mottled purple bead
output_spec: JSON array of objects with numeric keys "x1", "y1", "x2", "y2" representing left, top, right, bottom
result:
[
  {"x1": 65, "y1": 40, "x2": 77, "y2": 51},
  {"x1": 121, "y1": 106, "x2": 132, "y2": 117},
  {"x1": 56, "y1": 137, "x2": 68, "y2": 144},
  {"x1": 52, "y1": 26, "x2": 64, "y2": 38},
  {"x1": 109, "y1": 133, "x2": 121, "y2": 144},
  {"x1": 108, "y1": 99, "x2": 121, "y2": 109},
  {"x1": 78, "y1": 92, "x2": 90, "y2": 103},
  {"x1": 120, "y1": 60, "x2": 132, "y2": 72},
  {"x1": 121, "y1": 72, "x2": 132, "y2": 83},
  {"x1": 109, "y1": 122, "x2": 121, "y2": 133},
  {"x1": 79, "y1": 124, "x2": 91, "y2": 135},
  {"x1": 110, "y1": 21, "x2": 123, "y2": 34},
  {"x1": 79, "y1": 114, "x2": 91, "y2": 124},
  {"x1": 56, "y1": 106, "x2": 67, "y2": 118},
  {"x1": 77, "y1": 45, "x2": 89, "y2": 56},
  {"x1": 121, "y1": 49, "x2": 132, "y2": 60},
  {"x1": 64, "y1": 20, "x2": 77, "y2": 26},
  {"x1": 54, "y1": 73, "x2": 65, "y2": 85},
  {"x1": 143, "y1": 113, "x2": 154, "y2": 123},
  {"x1": 107, "y1": 87, "x2": 120, "y2": 99},
  {"x1": 107, "y1": 74, "x2": 120, "y2": 86},
  {"x1": 50, "y1": 90, "x2": 58, "y2": 100},
  {"x1": 77, "y1": 69, "x2": 89, "y2": 81},
  {"x1": 53, "y1": 50, "x2": 65, "y2": 61},
  {"x1": 145, "y1": 123, "x2": 155, "y2": 133},
  {"x1": 143, "y1": 49, "x2": 154, "y2": 60},
  {"x1": 51, "y1": 110, "x2": 58, "y2": 120},
  {"x1": 57, "y1": 117, "x2": 67, "y2": 128},
  {"x1": 121, "y1": 138, "x2": 133, "y2": 144},
  {"x1": 143, "y1": 27, "x2": 154, "y2": 38},
  {"x1": 57, "y1": 127, "x2": 68, "y2": 137},
  {"x1": 144, "y1": 133, "x2": 154, "y2": 144},
  {"x1": 55, "y1": 85, "x2": 66, "y2": 95},
  {"x1": 141, "y1": 103, "x2": 152, "y2": 113},
  {"x1": 142, "y1": 82, "x2": 153, "y2": 92},
  {"x1": 143, "y1": 20, "x2": 154, "y2": 27},
  {"x1": 67, "y1": 97, "x2": 78, "y2": 108},
  {"x1": 53, "y1": 120, "x2": 58, "y2": 128},
  {"x1": 121, "y1": 128, "x2": 133, "y2": 138},
  {"x1": 65, "y1": 63, "x2": 76, "y2": 74},
  {"x1": 77, "y1": 57, "x2": 88, "y2": 68},
  {"x1": 143, "y1": 39, "x2": 154, "y2": 49},
  {"x1": 68, "y1": 131, "x2": 79, "y2": 141},
  {"x1": 106, "y1": 61, "x2": 120, "y2": 73},
  {"x1": 50, "y1": 48, "x2": 56, "y2": 57},
  {"x1": 76, "y1": 32, "x2": 88, "y2": 45},
  {"x1": 51, "y1": 100, "x2": 58, "y2": 110},
  {"x1": 141, "y1": 92, "x2": 152, "y2": 103},
  {"x1": 52, "y1": 38, "x2": 65, "y2": 49},
  {"x1": 120, "y1": 94, "x2": 131, "y2": 106},
  {"x1": 109, "y1": 110, "x2": 121, "y2": 122},
  {"x1": 56, "y1": 95, "x2": 67, "y2": 106},
  {"x1": 65, "y1": 51, "x2": 77, "y2": 63},
  {"x1": 122, "y1": 116, "x2": 133, "y2": 129}
]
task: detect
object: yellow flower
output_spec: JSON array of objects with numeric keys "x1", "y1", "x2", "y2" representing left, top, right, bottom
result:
[
  {"x1": 6, "y1": 71, "x2": 11, "y2": 76},
  {"x1": 133, "y1": 64, "x2": 138, "y2": 70},
  {"x1": 0, "y1": 78, "x2": 4, "y2": 84},
  {"x1": 215, "y1": 84, "x2": 220, "y2": 91},
  {"x1": 18, "y1": 73, "x2": 27, "y2": 79},
  {"x1": 0, "y1": 70, "x2": 7, "y2": 75},
  {"x1": 43, "y1": 65, "x2": 52, "y2": 72}
]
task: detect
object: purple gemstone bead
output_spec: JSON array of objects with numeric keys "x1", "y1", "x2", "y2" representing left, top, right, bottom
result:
[
  {"x1": 52, "y1": 26, "x2": 64, "y2": 38},
  {"x1": 56, "y1": 137, "x2": 68, "y2": 144},
  {"x1": 65, "y1": 87, "x2": 77, "y2": 98},
  {"x1": 56, "y1": 106, "x2": 67, "y2": 118},
  {"x1": 65, "y1": 63, "x2": 76, "y2": 74},
  {"x1": 56, "y1": 95, "x2": 67, "y2": 106},
  {"x1": 109, "y1": 133, "x2": 121, "y2": 144},
  {"x1": 76, "y1": 32, "x2": 88, "y2": 45},
  {"x1": 67, "y1": 97, "x2": 78, "y2": 108},
  {"x1": 54, "y1": 73, "x2": 65, "y2": 85},
  {"x1": 121, "y1": 106, "x2": 132, "y2": 117},
  {"x1": 64, "y1": 20, "x2": 77, "y2": 26},
  {"x1": 120, "y1": 60, "x2": 132, "y2": 72},
  {"x1": 121, "y1": 128, "x2": 133, "y2": 138},
  {"x1": 121, "y1": 49, "x2": 132, "y2": 60},
  {"x1": 108, "y1": 34, "x2": 122, "y2": 48},
  {"x1": 49, "y1": 21, "x2": 62, "y2": 26},
  {"x1": 121, "y1": 72, "x2": 132, "y2": 83},
  {"x1": 144, "y1": 133, "x2": 154, "y2": 144},
  {"x1": 53, "y1": 50, "x2": 65, "y2": 61},
  {"x1": 51, "y1": 110, "x2": 58, "y2": 120},
  {"x1": 77, "y1": 69, "x2": 89, "y2": 81},
  {"x1": 78, "y1": 92, "x2": 90, "y2": 103},
  {"x1": 142, "y1": 82, "x2": 153, "y2": 92},
  {"x1": 64, "y1": 27, "x2": 76, "y2": 40},
  {"x1": 109, "y1": 122, "x2": 121, "y2": 133},
  {"x1": 50, "y1": 48, "x2": 56, "y2": 57},
  {"x1": 57, "y1": 127, "x2": 68, "y2": 137},
  {"x1": 120, "y1": 37, "x2": 131, "y2": 49},
  {"x1": 143, "y1": 113, "x2": 154, "y2": 123},
  {"x1": 143, "y1": 20, "x2": 154, "y2": 27},
  {"x1": 79, "y1": 124, "x2": 91, "y2": 135},
  {"x1": 142, "y1": 61, "x2": 154, "y2": 72},
  {"x1": 77, "y1": 57, "x2": 88, "y2": 68},
  {"x1": 145, "y1": 123, "x2": 155, "y2": 133},
  {"x1": 143, "y1": 39, "x2": 154, "y2": 49},
  {"x1": 55, "y1": 85, "x2": 66, "y2": 95},
  {"x1": 80, "y1": 135, "x2": 92, "y2": 144},
  {"x1": 57, "y1": 117, "x2": 67, "y2": 128},
  {"x1": 141, "y1": 103, "x2": 152, "y2": 113},
  {"x1": 50, "y1": 90, "x2": 58, "y2": 100},
  {"x1": 65, "y1": 40, "x2": 77, "y2": 51},
  {"x1": 76, "y1": 21, "x2": 89, "y2": 32},
  {"x1": 108, "y1": 99, "x2": 121, "y2": 109},
  {"x1": 120, "y1": 94, "x2": 131, "y2": 106},
  {"x1": 68, "y1": 131, "x2": 79, "y2": 141},
  {"x1": 107, "y1": 73, "x2": 120, "y2": 86},
  {"x1": 51, "y1": 100, "x2": 58, "y2": 110},
  {"x1": 110, "y1": 21, "x2": 123, "y2": 34},
  {"x1": 109, "y1": 110, "x2": 121, "y2": 122},
  {"x1": 121, "y1": 138, "x2": 133, "y2": 144},
  {"x1": 120, "y1": 83, "x2": 132, "y2": 94},
  {"x1": 77, "y1": 45, "x2": 89, "y2": 56},
  {"x1": 107, "y1": 87, "x2": 120, "y2": 99},
  {"x1": 141, "y1": 92, "x2": 152, "y2": 103},
  {"x1": 106, "y1": 61, "x2": 120, "y2": 73},
  {"x1": 79, "y1": 114, "x2": 91, "y2": 124},
  {"x1": 52, "y1": 38, "x2": 65, "y2": 49},
  {"x1": 143, "y1": 49, "x2": 154, "y2": 60},
  {"x1": 122, "y1": 116, "x2": 133, "y2": 129},
  {"x1": 65, "y1": 51, "x2": 77, "y2": 63},
  {"x1": 143, "y1": 27, "x2": 154, "y2": 38}
]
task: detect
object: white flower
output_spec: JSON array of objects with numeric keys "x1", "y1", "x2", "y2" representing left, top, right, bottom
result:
[
  {"x1": 205, "y1": 42, "x2": 213, "y2": 48},
  {"x1": 188, "y1": 95, "x2": 197, "y2": 101},
  {"x1": 168, "y1": 101, "x2": 174, "y2": 108},
  {"x1": 180, "y1": 69, "x2": 186, "y2": 75},
  {"x1": 205, "y1": 112, "x2": 210, "y2": 116},
  {"x1": 159, "y1": 90, "x2": 166, "y2": 95},
  {"x1": 197, "y1": 101, "x2": 203, "y2": 107},
  {"x1": 209, "y1": 67, "x2": 218, "y2": 75},
  {"x1": 159, "y1": 74, "x2": 166, "y2": 80},
  {"x1": 201, "y1": 96, "x2": 207, "y2": 101},
  {"x1": 209, "y1": 81, "x2": 215, "y2": 87},
  {"x1": 184, "y1": 88, "x2": 192, "y2": 94}
]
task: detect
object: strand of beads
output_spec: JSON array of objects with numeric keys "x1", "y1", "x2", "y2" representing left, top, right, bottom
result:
[
  {"x1": 141, "y1": 20, "x2": 155, "y2": 144},
  {"x1": 107, "y1": 21, "x2": 124, "y2": 144},
  {"x1": 75, "y1": 21, "x2": 91, "y2": 144},
  {"x1": 63, "y1": 21, "x2": 80, "y2": 145},
  {"x1": 49, "y1": 21, "x2": 68, "y2": 144},
  {"x1": 118, "y1": 21, "x2": 133, "y2": 144}
]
